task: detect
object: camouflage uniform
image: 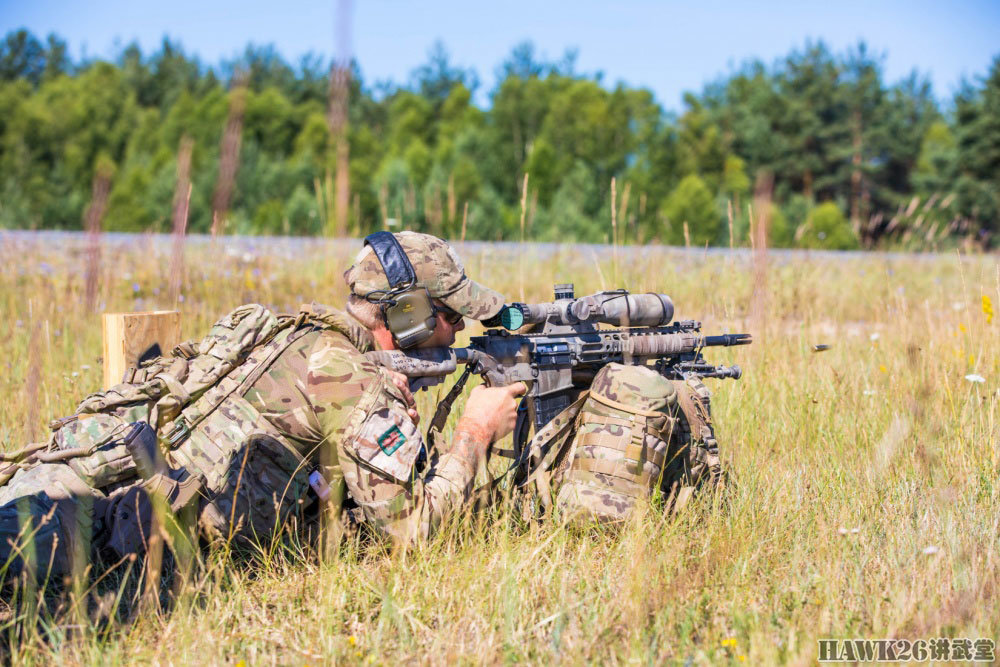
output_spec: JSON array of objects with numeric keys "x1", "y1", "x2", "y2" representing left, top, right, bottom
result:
[
  {"x1": 0, "y1": 232, "x2": 505, "y2": 577},
  {"x1": 240, "y1": 323, "x2": 481, "y2": 542}
]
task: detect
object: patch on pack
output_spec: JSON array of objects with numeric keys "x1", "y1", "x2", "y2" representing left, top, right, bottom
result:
[{"x1": 378, "y1": 424, "x2": 406, "y2": 456}]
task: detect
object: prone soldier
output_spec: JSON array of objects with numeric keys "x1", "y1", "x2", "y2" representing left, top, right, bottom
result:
[
  {"x1": 0, "y1": 231, "x2": 733, "y2": 579},
  {"x1": 0, "y1": 231, "x2": 525, "y2": 577}
]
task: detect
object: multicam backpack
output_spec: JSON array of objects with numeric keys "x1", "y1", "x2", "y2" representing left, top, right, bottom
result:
[
  {"x1": 32, "y1": 303, "x2": 370, "y2": 544},
  {"x1": 549, "y1": 363, "x2": 723, "y2": 523}
]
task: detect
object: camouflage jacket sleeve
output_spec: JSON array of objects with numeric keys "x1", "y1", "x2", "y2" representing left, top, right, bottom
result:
[{"x1": 304, "y1": 330, "x2": 480, "y2": 543}]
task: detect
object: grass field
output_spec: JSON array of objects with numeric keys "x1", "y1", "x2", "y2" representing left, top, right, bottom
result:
[{"x1": 1, "y1": 231, "x2": 997, "y2": 664}]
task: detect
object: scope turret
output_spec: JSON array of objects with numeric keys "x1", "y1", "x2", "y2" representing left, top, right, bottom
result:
[{"x1": 553, "y1": 283, "x2": 575, "y2": 300}]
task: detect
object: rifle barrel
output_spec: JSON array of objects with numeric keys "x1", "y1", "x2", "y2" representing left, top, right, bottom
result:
[{"x1": 702, "y1": 333, "x2": 753, "y2": 347}]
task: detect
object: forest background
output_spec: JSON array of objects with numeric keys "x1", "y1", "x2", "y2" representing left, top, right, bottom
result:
[{"x1": 1, "y1": 28, "x2": 998, "y2": 250}]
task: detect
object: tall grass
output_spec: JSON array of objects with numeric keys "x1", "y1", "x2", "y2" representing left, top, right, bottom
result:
[{"x1": 0, "y1": 232, "x2": 997, "y2": 663}]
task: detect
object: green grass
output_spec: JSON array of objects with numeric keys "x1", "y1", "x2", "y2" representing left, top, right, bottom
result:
[{"x1": 0, "y1": 233, "x2": 997, "y2": 664}]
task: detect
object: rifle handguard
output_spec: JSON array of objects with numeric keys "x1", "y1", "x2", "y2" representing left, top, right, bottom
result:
[
  {"x1": 625, "y1": 332, "x2": 701, "y2": 356},
  {"x1": 625, "y1": 332, "x2": 753, "y2": 356}
]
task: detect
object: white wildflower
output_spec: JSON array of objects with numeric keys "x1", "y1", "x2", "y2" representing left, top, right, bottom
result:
[
  {"x1": 869, "y1": 333, "x2": 880, "y2": 341},
  {"x1": 863, "y1": 390, "x2": 876, "y2": 396},
  {"x1": 965, "y1": 374, "x2": 985, "y2": 383},
  {"x1": 922, "y1": 546, "x2": 940, "y2": 555}
]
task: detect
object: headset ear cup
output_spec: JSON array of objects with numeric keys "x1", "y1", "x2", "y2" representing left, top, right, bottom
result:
[
  {"x1": 361, "y1": 232, "x2": 437, "y2": 348},
  {"x1": 384, "y1": 288, "x2": 437, "y2": 348}
]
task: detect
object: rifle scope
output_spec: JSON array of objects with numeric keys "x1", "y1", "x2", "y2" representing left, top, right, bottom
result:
[{"x1": 482, "y1": 287, "x2": 675, "y2": 330}]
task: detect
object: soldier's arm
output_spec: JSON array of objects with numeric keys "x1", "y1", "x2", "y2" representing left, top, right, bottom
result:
[
  {"x1": 305, "y1": 331, "x2": 522, "y2": 542},
  {"x1": 333, "y1": 409, "x2": 488, "y2": 543}
]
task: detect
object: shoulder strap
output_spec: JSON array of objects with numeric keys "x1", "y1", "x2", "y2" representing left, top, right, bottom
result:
[
  {"x1": 514, "y1": 392, "x2": 590, "y2": 489},
  {"x1": 158, "y1": 303, "x2": 372, "y2": 444},
  {"x1": 425, "y1": 365, "x2": 474, "y2": 455},
  {"x1": 159, "y1": 324, "x2": 315, "y2": 448},
  {"x1": 673, "y1": 378, "x2": 711, "y2": 438}
]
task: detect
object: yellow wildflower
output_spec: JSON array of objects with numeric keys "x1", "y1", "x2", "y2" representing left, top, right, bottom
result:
[
  {"x1": 879, "y1": 364, "x2": 888, "y2": 373},
  {"x1": 721, "y1": 638, "x2": 738, "y2": 648},
  {"x1": 349, "y1": 635, "x2": 357, "y2": 646},
  {"x1": 983, "y1": 295, "x2": 994, "y2": 323},
  {"x1": 968, "y1": 353, "x2": 975, "y2": 366},
  {"x1": 959, "y1": 323, "x2": 967, "y2": 333}
]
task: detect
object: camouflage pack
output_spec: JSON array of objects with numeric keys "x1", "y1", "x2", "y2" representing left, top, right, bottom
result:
[
  {"x1": 35, "y1": 303, "x2": 365, "y2": 544},
  {"x1": 552, "y1": 363, "x2": 722, "y2": 523}
]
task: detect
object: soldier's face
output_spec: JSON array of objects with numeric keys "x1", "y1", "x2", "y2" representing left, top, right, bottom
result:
[{"x1": 416, "y1": 299, "x2": 466, "y2": 348}]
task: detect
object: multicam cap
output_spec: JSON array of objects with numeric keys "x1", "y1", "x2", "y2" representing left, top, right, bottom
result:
[{"x1": 343, "y1": 231, "x2": 505, "y2": 320}]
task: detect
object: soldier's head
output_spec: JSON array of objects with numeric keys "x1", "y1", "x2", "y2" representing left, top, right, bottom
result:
[{"x1": 344, "y1": 231, "x2": 504, "y2": 350}]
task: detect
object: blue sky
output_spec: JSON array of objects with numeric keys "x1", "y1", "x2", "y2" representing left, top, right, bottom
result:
[{"x1": 3, "y1": 0, "x2": 998, "y2": 110}]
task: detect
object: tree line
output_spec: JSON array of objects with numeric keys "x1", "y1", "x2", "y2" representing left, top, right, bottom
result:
[{"x1": 1, "y1": 29, "x2": 998, "y2": 249}]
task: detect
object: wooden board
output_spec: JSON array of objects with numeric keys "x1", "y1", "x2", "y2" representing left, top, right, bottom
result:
[{"x1": 102, "y1": 311, "x2": 181, "y2": 388}]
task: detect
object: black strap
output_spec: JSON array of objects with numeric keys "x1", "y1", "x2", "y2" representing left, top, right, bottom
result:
[
  {"x1": 364, "y1": 232, "x2": 417, "y2": 289},
  {"x1": 425, "y1": 365, "x2": 474, "y2": 453}
]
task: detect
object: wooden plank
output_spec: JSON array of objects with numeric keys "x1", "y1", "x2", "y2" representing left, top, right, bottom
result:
[{"x1": 102, "y1": 311, "x2": 181, "y2": 388}]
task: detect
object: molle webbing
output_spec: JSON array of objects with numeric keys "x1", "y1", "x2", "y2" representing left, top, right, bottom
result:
[
  {"x1": 515, "y1": 391, "x2": 590, "y2": 490},
  {"x1": 552, "y1": 363, "x2": 683, "y2": 523},
  {"x1": 672, "y1": 377, "x2": 723, "y2": 487},
  {"x1": 574, "y1": 431, "x2": 667, "y2": 470},
  {"x1": 673, "y1": 378, "x2": 711, "y2": 436},
  {"x1": 587, "y1": 390, "x2": 666, "y2": 418},
  {"x1": 160, "y1": 305, "x2": 364, "y2": 449},
  {"x1": 571, "y1": 458, "x2": 658, "y2": 488},
  {"x1": 23, "y1": 304, "x2": 365, "y2": 497},
  {"x1": 577, "y1": 409, "x2": 675, "y2": 443},
  {"x1": 162, "y1": 324, "x2": 313, "y2": 448},
  {"x1": 568, "y1": 469, "x2": 651, "y2": 497}
]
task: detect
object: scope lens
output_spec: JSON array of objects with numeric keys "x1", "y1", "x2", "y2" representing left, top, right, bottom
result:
[{"x1": 501, "y1": 306, "x2": 525, "y2": 330}]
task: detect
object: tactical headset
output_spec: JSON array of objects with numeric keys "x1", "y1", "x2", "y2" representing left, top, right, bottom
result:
[{"x1": 362, "y1": 231, "x2": 446, "y2": 349}]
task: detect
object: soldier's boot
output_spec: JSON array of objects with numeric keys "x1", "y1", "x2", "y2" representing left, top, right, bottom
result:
[{"x1": 0, "y1": 463, "x2": 106, "y2": 581}]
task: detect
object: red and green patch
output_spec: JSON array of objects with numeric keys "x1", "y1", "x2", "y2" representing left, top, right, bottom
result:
[{"x1": 377, "y1": 424, "x2": 406, "y2": 456}]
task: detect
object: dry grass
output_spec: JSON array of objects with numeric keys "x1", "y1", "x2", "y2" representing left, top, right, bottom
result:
[{"x1": 0, "y1": 232, "x2": 997, "y2": 664}]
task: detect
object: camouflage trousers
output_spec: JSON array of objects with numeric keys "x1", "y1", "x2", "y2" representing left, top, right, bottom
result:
[{"x1": 0, "y1": 463, "x2": 153, "y2": 580}]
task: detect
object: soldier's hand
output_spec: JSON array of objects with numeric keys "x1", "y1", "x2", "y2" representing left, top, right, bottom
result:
[
  {"x1": 459, "y1": 382, "x2": 527, "y2": 443},
  {"x1": 384, "y1": 370, "x2": 419, "y2": 425}
]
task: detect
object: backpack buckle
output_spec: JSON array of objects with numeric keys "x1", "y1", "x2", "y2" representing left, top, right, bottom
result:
[{"x1": 165, "y1": 419, "x2": 190, "y2": 447}]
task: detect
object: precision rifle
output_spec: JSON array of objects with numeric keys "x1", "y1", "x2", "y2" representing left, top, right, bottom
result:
[{"x1": 367, "y1": 284, "x2": 751, "y2": 466}]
